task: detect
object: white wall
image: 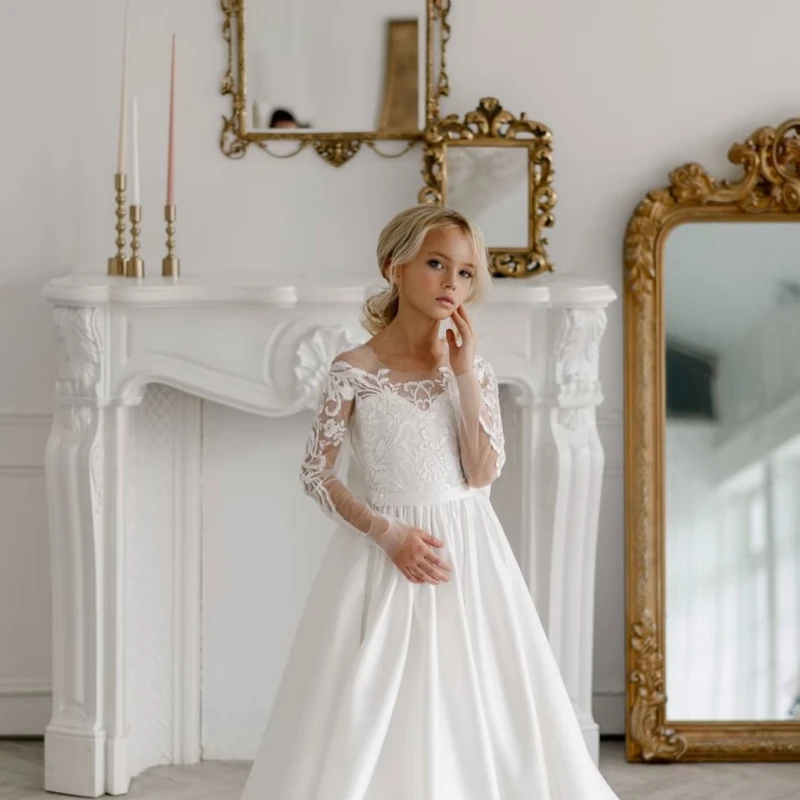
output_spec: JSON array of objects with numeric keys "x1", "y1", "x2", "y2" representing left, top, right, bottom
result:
[{"x1": 4, "y1": 0, "x2": 800, "y2": 739}]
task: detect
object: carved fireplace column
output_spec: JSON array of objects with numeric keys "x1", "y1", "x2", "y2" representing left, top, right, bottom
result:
[
  {"x1": 512, "y1": 295, "x2": 611, "y2": 765},
  {"x1": 44, "y1": 306, "x2": 132, "y2": 797}
]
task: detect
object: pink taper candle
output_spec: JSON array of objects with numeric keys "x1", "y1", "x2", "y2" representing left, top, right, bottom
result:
[
  {"x1": 117, "y1": 1, "x2": 130, "y2": 174},
  {"x1": 167, "y1": 33, "x2": 176, "y2": 205}
]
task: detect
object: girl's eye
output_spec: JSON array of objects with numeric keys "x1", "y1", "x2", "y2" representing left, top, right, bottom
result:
[{"x1": 428, "y1": 259, "x2": 472, "y2": 279}]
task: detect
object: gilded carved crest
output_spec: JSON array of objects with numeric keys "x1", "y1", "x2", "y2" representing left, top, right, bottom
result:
[{"x1": 626, "y1": 119, "x2": 800, "y2": 300}]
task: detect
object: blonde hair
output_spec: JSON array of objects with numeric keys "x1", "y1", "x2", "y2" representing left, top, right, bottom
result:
[{"x1": 361, "y1": 205, "x2": 491, "y2": 335}]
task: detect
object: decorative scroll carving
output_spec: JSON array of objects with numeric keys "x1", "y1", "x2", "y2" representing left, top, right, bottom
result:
[
  {"x1": 629, "y1": 611, "x2": 688, "y2": 761},
  {"x1": 626, "y1": 119, "x2": 800, "y2": 301},
  {"x1": 553, "y1": 308, "x2": 606, "y2": 407},
  {"x1": 294, "y1": 326, "x2": 365, "y2": 409},
  {"x1": 53, "y1": 307, "x2": 104, "y2": 400},
  {"x1": 313, "y1": 140, "x2": 362, "y2": 168}
]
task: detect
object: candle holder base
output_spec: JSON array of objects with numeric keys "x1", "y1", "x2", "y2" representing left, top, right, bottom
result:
[
  {"x1": 108, "y1": 172, "x2": 128, "y2": 275},
  {"x1": 126, "y1": 205, "x2": 144, "y2": 278},
  {"x1": 107, "y1": 256, "x2": 126, "y2": 277},
  {"x1": 125, "y1": 256, "x2": 145, "y2": 278},
  {"x1": 162, "y1": 256, "x2": 180, "y2": 278},
  {"x1": 162, "y1": 204, "x2": 180, "y2": 279}
]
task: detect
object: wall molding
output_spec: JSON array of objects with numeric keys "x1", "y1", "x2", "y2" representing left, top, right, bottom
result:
[
  {"x1": 593, "y1": 688, "x2": 626, "y2": 735},
  {"x1": 0, "y1": 679, "x2": 51, "y2": 697},
  {"x1": 0, "y1": 410, "x2": 52, "y2": 424},
  {"x1": 0, "y1": 681, "x2": 52, "y2": 737},
  {"x1": 0, "y1": 409, "x2": 51, "y2": 471},
  {"x1": 0, "y1": 465, "x2": 45, "y2": 476},
  {"x1": 597, "y1": 409, "x2": 624, "y2": 478},
  {"x1": 597, "y1": 409, "x2": 622, "y2": 425},
  {"x1": 0, "y1": 411, "x2": 52, "y2": 738}
]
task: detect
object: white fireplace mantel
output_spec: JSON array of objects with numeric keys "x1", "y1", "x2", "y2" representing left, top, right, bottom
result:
[{"x1": 41, "y1": 271, "x2": 615, "y2": 796}]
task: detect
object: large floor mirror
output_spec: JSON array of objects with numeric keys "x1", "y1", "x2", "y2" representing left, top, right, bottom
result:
[{"x1": 625, "y1": 119, "x2": 800, "y2": 761}]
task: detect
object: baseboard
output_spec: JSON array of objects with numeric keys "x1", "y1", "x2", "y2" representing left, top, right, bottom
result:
[
  {"x1": 0, "y1": 681, "x2": 51, "y2": 736},
  {"x1": 593, "y1": 689, "x2": 626, "y2": 736}
]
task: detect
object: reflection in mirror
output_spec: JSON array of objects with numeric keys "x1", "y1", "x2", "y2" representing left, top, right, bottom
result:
[
  {"x1": 664, "y1": 222, "x2": 800, "y2": 723},
  {"x1": 246, "y1": 1, "x2": 424, "y2": 133},
  {"x1": 446, "y1": 147, "x2": 529, "y2": 249}
]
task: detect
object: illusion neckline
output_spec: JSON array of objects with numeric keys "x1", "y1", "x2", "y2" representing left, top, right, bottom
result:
[{"x1": 358, "y1": 343, "x2": 452, "y2": 375}]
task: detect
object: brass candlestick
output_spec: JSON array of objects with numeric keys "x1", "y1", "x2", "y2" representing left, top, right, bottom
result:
[
  {"x1": 125, "y1": 205, "x2": 144, "y2": 278},
  {"x1": 107, "y1": 173, "x2": 127, "y2": 276},
  {"x1": 162, "y1": 204, "x2": 180, "y2": 278}
]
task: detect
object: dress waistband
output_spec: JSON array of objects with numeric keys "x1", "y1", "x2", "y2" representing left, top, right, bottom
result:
[{"x1": 368, "y1": 483, "x2": 475, "y2": 507}]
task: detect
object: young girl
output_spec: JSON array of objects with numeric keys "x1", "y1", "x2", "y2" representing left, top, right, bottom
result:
[{"x1": 240, "y1": 206, "x2": 620, "y2": 799}]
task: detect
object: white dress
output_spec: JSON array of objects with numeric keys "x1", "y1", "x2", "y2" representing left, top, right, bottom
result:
[{"x1": 240, "y1": 347, "x2": 620, "y2": 800}]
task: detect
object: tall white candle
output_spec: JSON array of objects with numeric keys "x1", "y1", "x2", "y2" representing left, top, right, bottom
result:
[
  {"x1": 167, "y1": 33, "x2": 176, "y2": 206},
  {"x1": 131, "y1": 96, "x2": 140, "y2": 205},
  {"x1": 117, "y1": 0, "x2": 130, "y2": 174}
]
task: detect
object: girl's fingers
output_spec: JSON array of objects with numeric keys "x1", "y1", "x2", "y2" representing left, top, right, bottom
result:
[
  {"x1": 411, "y1": 567, "x2": 427, "y2": 583},
  {"x1": 425, "y1": 553, "x2": 451, "y2": 571},
  {"x1": 454, "y1": 306, "x2": 473, "y2": 342},
  {"x1": 418, "y1": 558, "x2": 442, "y2": 578},
  {"x1": 459, "y1": 305, "x2": 475, "y2": 334}
]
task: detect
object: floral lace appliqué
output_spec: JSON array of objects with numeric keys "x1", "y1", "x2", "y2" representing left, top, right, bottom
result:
[{"x1": 299, "y1": 355, "x2": 506, "y2": 517}]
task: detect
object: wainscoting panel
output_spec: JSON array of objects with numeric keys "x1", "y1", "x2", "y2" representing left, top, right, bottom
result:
[{"x1": 0, "y1": 411, "x2": 52, "y2": 735}]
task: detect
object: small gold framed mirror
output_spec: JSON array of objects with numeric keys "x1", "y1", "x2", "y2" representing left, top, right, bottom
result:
[
  {"x1": 220, "y1": 0, "x2": 451, "y2": 166},
  {"x1": 419, "y1": 97, "x2": 556, "y2": 277},
  {"x1": 625, "y1": 118, "x2": 800, "y2": 761}
]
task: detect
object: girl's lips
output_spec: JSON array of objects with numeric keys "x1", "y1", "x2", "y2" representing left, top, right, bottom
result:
[{"x1": 437, "y1": 297, "x2": 454, "y2": 306}]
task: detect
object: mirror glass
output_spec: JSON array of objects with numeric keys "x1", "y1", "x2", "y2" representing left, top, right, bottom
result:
[
  {"x1": 245, "y1": 0, "x2": 425, "y2": 133},
  {"x1": 664, "y1": 222, "x2": 800, "y2": 722},
  {"x1": 445, "y1": 146, "x2": 529, "y2": 249}
]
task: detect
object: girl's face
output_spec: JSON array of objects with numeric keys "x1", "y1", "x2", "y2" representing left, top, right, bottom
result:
[{"x1": 395, "y1": 226, "x2": 477, "y2": 320}]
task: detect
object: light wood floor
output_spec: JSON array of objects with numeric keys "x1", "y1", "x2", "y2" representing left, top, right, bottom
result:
[{"x1": 2, "y1": 738, "x2": 800, "y2": 799}]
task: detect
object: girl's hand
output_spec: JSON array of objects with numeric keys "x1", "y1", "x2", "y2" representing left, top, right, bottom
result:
[
  {"x1": 446, "y1": 304, "x2": 477, "y2": 376},
  {"x1": 391, "y1": 527, "x2": 452, "y2": 584}
]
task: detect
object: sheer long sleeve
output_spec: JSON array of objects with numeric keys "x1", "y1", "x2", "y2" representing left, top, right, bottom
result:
[
  {"x1": 298, "y1": 357, "x2": 411, "y2": 557},
  {"x1": 452, "y1": 356, "x2": 506, "y2": 488}
]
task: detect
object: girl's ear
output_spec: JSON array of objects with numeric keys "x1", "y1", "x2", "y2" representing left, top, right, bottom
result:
[{"x1": 383, "y1": 258, "x2": 397, "y2": 284}]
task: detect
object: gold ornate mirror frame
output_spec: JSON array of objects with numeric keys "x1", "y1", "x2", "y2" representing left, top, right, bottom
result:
[
  {"x1": 624, "y1": 118, "x2": 800, "y2": 762},
  {"x1": 220, "y1": 0, "x2": 450, "y2": 166},
  {"x1": 419, "y1": 97, "x2": 556, "y2": 277}
]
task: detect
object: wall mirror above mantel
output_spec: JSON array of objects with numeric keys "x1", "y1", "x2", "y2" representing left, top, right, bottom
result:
[
  {"x1": 220, "y1": 0, "x2": 451, "y2": 166},
  {"x1": 419, "y1": 97, "x2": 556, "y2": 278},
  {"x1": 625, "y1": 118, "x2": 800, "y2": 762}
]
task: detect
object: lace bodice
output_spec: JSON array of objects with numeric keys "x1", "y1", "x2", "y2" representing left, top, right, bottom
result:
[
  {"x1": 346, "y1": 366, "x2": 466, "y2": 504},
  {"x1": 299, "y1": 346, "x2": 505, "y2": 540}
]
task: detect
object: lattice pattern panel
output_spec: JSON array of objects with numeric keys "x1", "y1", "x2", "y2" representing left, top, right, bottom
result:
[{"x1": 127, "y1": 385, "x2": 179, "y2": 775}]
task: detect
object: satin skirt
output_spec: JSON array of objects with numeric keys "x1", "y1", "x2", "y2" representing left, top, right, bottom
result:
[{"x1": 240, "y1": 485, "x2": 619, "y2": 799}]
